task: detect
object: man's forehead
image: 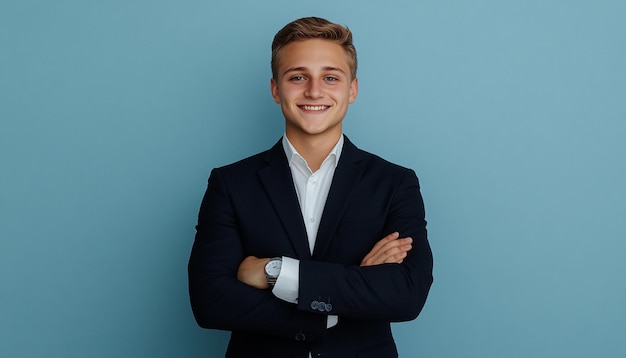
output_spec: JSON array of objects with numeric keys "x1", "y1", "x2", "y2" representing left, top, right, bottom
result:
[{"x1": 277, "y1": 40, "x2": 351, "y2": 73}]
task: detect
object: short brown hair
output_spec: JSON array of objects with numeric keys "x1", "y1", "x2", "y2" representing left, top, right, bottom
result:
[{"x1": 271, "y1": 17, "x2": 357, "y2": 80}]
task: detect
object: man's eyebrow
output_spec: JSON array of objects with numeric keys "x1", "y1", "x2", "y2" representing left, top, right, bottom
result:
[
  {"x1": 322, "y1": 66, "x2": 347, "y2": 74},
  {"x1": 282, "y1": 67, "x2": 307, "y2": 76},
  {"x1": 281, "y1": 66, "x2": 347, "y2": 76}
]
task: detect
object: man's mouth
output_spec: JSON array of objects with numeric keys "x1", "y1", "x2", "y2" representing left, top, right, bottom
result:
[{"x1": 300, "y1": 105, "x2": 330, "y2": 111}]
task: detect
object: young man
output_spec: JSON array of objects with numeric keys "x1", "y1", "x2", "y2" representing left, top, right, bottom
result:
[{"x1": 188, "y1": 17, "x2": 433, "y2": 358}]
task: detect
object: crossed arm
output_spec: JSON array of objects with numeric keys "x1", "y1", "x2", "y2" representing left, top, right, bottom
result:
[{"x1": 237, "y1": 232, "x2": 414, "y2": 289}]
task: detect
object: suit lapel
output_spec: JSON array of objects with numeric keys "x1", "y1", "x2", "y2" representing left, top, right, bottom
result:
[
  {"x1": 312, "y1": 137, "x2": 365, "y2": 259},
  {"x1": 258, "y1": 140, "x2": 311, "y2": 260}
]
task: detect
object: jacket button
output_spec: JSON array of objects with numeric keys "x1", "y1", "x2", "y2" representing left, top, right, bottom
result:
[
  {"x1": 325, "y1": 303, "x2": 332, "y2": 312},
  {"x1": 317, "y1": 302, "x2": 326, "y2": 312},
  {"x1": 310, "y1": 300, "x2": 319, "y2": 310}
]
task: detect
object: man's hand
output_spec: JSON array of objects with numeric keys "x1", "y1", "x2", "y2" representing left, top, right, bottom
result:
[
  {"x1": 360, "y1": 232, "x2": 413, "y2": 267},
  {"x1": 237, "y1": 256, "x2": 271, "y2": 289}
]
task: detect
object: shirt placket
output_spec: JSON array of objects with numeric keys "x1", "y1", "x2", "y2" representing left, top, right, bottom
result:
[{"x1": 304, "y1": 172, "x2": 320, "y2": 253}]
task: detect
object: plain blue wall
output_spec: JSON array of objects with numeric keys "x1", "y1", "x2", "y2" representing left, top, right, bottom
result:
[{"x1": 1, "y1": 1, "x2": 625, "y2": 357}]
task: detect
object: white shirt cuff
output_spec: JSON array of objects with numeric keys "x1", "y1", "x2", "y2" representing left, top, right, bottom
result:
[{"x1": 272, "y1": 256, "x2": 299, "y2": 303}]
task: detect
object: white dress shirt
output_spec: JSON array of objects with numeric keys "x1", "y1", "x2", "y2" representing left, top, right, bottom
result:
[{"x1": 272, "y1": 134, "x2": 343, "y2": 329}]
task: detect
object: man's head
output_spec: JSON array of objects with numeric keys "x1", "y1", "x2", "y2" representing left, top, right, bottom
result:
[
  {"x1": 270, "y1": 17, "x2": 359, "y2": 144},
  {"x1": 271, "y1": 17, "x2": 357, "y2": 80}
]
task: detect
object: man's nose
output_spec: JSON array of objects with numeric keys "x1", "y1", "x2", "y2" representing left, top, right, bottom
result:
[{"x1": 304, "y1": 80, "x2": 323, "y2": 98}]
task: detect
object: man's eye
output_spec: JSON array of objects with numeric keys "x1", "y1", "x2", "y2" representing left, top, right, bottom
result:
[
  {"x1": 291, "y1": 76, "x2": 304, "y2": 81},
  {"x1": 325, "y1": 77, "x2": 338, "y2": 82}
]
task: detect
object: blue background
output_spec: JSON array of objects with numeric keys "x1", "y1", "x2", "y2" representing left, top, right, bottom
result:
[{"x1": 1, "y1": 1, "x2": 625, "y2": 357}]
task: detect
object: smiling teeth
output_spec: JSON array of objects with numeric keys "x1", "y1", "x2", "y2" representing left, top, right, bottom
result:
[{"x1": 302, "y1": 105, "x2": 328, "y2": 111}]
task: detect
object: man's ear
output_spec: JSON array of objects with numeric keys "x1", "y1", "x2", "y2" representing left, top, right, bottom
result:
[
  {"x1": 270, "y1": 77, "x2": 281, "y2": 103},
  {"x1": 349, "y1": 77, "x2": 359, "y2": 104}
]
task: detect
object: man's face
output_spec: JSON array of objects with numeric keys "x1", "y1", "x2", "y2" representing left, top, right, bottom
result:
[{"x1": 271, "y1": 38, "x2": 358, "y2": 142}]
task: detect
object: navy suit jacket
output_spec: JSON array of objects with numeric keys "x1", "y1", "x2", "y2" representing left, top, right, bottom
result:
[{"x1": 188, "y1": 136, "x2": 433, "y2": 358}]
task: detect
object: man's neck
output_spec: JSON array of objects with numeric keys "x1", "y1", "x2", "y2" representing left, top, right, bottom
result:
[{"x1": 285, "y1": 132, "x2": 342, "y2": 172}]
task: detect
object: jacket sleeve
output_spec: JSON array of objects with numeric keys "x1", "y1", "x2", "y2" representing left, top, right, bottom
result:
[
  {"x1": 188, "y1": 168, "x2": 327, "y2": 340},
  {"x1": 298, "y1": 168, "x2": 433, "y2": 321}
]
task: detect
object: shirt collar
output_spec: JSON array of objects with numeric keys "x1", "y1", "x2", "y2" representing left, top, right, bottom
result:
[{"x1": 282, "y1": 134, "x2": 344, "y2": 169}]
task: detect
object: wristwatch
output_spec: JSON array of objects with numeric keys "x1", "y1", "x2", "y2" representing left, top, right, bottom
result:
[{"x1": 264, "y1": 257, "x2": 282, "y2": 288}]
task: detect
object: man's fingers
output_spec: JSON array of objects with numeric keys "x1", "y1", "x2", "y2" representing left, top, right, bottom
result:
[
  {"x1": 361, "y1": 232, "x2": 399, "y2": 263},
  {"x1": 370, "y1": 232, "x2": 400, "y2": 252},
  {"x1": 378, "y1": 242, "x2": 412, "y2": 263},
  {"x1": 361, "y1": 235, "x2": 413, "y2": 266},
  {"x1": 376, "y1": 238, "x2": 412, "y2": 258}
]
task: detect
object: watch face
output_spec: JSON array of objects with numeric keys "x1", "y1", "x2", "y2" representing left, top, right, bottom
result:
[{"x1": 265, "y1": 259, "x2": 282, "y2": 277}]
